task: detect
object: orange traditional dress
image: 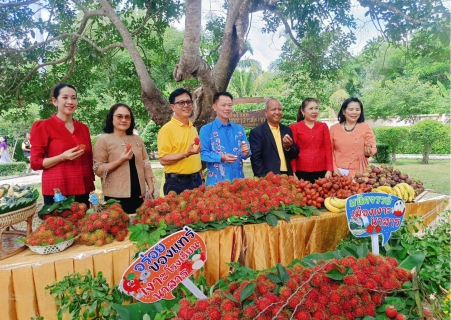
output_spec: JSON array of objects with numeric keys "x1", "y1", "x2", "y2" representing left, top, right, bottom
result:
[{"x1": 329, "y1": 122, "x2": 377, "y2": 177}]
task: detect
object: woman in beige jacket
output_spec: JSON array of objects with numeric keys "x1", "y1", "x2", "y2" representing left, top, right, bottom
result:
[{"x1": 93, "y1": 103, "x2": 155, "y2": 214}]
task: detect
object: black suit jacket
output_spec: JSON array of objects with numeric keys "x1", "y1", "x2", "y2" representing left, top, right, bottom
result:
[{"x1": 249, "y1": 121, "x2": 299, "y2": 177}]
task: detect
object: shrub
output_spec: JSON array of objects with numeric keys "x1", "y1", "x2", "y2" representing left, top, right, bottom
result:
[
  {"x1": 373, "y1": 144, "x2": 390, "y2": 163},
  {"x1": 0, "y1": 162, "x2": 27, "y2": 176},
  {"x1": 13, "y1": 138, "x2": 30, "y2": 163},
  {"x1": 141, "y1": 121, "x2": 160, "y2": 157}
]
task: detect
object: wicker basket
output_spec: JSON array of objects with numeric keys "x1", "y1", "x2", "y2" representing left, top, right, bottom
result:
[
  {"x1": 0, "y1": 202, "x2": 37, "y2": 228},
  {"x1": 28, "y1": 238, "x2": 75, "y2": 255}
]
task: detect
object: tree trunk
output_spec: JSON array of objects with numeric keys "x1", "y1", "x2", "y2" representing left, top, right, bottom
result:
[
  {"x1": 422, "y1": 144, "x2": 431, "y2": 164},
  {"x1": 98, "y1": 0, "x2": 172, "y2": 126},
  {"x1": 391, "y1": 147, "x2": 396, "y2": 165}
]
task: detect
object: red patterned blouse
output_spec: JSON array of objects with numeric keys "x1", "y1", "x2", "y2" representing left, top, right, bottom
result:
[
  {"x1": 289, "y1": 121, "x2": 333, "y2": 173},
  {"x1": 30, "y1": 114, "x2": 95, "y2": 196}
]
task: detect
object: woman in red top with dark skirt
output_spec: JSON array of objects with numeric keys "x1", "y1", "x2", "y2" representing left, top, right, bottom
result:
[
  {"x1": 30, "y1": 84, "x2": 95, "y2": 205},
  {"x1": 290, "y1": 98, "x2": 333, "y2": 183}
]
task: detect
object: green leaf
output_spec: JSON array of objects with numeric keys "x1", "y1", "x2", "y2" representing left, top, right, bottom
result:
[
  {"x1": 276, "y1": 263, "x2": 290, "y2": 285},
  {"x1": 239, "y1": 282, "x2": 256, "y2": 302},
  {"x1": 326, "y1": 269, "x2": 344, "y2": 281},
  {"x1": 399, "y1": 251, "x2": 425, "y2": 272},
  {"x1": 356, "y1": 244, "x2": 368, "y2": 258},
  {"x1": 220, "y1": 292, "x2": 238, "y2": 303},
  {"x1": 265, "y1": 213, "x2": 278, "y2": 226},
  {"x1": 266, "y1": 272, "x2": 282, "y2": 284}
]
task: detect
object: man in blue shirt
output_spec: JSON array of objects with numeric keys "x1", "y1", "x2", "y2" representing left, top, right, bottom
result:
[{"x1": 199, "y1": 92, "x2": 251, "y2": 186}]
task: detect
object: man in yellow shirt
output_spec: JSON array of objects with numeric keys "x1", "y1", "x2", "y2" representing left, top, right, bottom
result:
[
  {"x1": 157, "y1": 88, "x2": 202, "y2": 195},
  {"x1": 249, "y1": 98, "x2": 299, "y2": 177}
]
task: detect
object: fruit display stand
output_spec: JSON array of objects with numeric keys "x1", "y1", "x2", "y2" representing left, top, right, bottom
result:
[
  {"x1": 0, "y1": 202, "x2": 36, "y2": 260},
  {"x1": 0, "y1": 196, "x2": 448, "y2": 319}
]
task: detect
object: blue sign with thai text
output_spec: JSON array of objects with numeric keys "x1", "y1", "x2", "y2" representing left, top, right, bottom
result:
[{"x1": 345, "y1": 193, "x2": 406, "y2": 245}]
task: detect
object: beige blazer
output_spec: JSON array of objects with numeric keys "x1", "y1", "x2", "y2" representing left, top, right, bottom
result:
[{"x1": 93, "y1": 134, "x2": 154, "y2": 198}]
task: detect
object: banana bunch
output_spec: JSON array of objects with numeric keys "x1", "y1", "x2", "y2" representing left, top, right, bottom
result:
[
  {"x1": 324, "y1": 197, "x2": 346, "y2": 213},
  {"x1": 392, "y1": 183, "x2": 415, "y2": 202},
  {"x1": 372, "y1": 185, "x2": 394, "y2": 194}
]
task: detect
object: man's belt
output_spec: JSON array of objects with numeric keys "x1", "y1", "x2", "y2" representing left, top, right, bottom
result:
[{"x1": 165, "y1": 172, "x2": 200, "y2": 179}]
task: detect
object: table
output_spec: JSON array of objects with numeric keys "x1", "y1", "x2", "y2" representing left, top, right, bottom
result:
[{"x1": 0, "y1": 197, "x2": 448, "y2": 320}]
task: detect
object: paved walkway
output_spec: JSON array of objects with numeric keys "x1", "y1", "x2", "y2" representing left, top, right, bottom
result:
[{"x1": 0, "y1": 162, "x2": 164, "y2": 186}]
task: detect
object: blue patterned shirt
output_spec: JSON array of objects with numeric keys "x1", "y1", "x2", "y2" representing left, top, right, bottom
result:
[{"x1": 199, "y1": 118, "x2": 251, "y2": 186}]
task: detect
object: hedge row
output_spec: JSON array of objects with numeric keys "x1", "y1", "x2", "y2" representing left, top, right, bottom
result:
[
  {"x1": 0, "y1": 162, "x2": 28, "y2": 177},
  {"x1": 373, "y1": 125, "x2": 450, "y2": 155}
]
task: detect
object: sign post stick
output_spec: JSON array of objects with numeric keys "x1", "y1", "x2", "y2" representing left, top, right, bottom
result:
[
  {"x1": 371, "y1": 234, "x2": 379, "y2": 255},
  {"x1": 182, "y1": 279, "x2": 207, "y2": 299}
]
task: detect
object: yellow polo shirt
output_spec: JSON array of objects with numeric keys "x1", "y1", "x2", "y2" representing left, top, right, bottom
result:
[
  {"x1": 269, "y1": 124, "x2": 288, "y2": 172},
  {"x1": 157, "y1": 117, "x2": 202, "y2": 174}
]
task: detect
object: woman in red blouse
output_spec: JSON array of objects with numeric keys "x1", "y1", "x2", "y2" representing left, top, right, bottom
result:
[
  {"x1": 290, "y1": 98, "x2": 333, "y2": 183},
  {"x1": 30, "y1": 84, "x2": 95, "y2": 204}
]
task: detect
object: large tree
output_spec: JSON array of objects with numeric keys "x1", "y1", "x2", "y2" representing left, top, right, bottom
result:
[{"x1": 0, "y1": 0, "x2": 448, "y2": 129}]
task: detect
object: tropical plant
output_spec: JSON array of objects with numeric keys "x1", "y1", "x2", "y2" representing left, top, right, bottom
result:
[{"x1": 410, "y1": 120, "x2": 447, "y2": 164}]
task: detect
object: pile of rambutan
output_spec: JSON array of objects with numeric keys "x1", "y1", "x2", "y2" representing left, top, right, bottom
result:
[
  {"x1": 77, "y1": 203, "x2": 129, "y2": 246},
  {"x1": 39, "y1": 201, "x2": 87, "y2": 226},
  {"x1": 173, "y1": 253, "x2": 411, "y2": 320},
  {"x1": 24, "y1": 216, "x2": 77, "y2": 246},
  {"x1": 135, "y1": 172, "x2": 304, "y2": 227}
]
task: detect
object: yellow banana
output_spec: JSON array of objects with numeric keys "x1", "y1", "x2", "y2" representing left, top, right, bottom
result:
[
  {"x1": 329, "y1": 197, "x2": 346, "y2": 209},
  {"x1": 377, "y1": 186, "x2": 393, "y2": 194},
  {"x1": 395, "y1": 184, "x2": 407, "y2": 200},
  {"x1": 392, "y1": 186, "x2": 402, "y2": 198},
  {"x1": 400, "y1": 183, "x2": 414, "y2": 202},
  {"x1": 371, "y1": 188, "x2": 379, "y2": 193},
  {"x1": 324, "y1": 197, "x2": 342, "y2": 213}
]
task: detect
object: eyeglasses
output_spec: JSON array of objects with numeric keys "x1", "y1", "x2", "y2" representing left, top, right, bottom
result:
[
  {"x1": 173, "y1": 100, "x2": 193, "y2": 107},
  {"x1": 114, "y1": 114, "x2": 131, "y2": 121}
]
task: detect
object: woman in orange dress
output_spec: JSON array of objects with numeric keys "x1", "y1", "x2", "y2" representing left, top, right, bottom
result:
[{"x1": 329, "y1": 97, "x2": 377, "y2": 177}]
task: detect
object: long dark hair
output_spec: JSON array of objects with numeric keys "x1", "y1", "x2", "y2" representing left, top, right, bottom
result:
[
  {"x1": 103, "y1": 103, "x2": 136, "y2": 135},
  {"x1": 338, "y1": 97, "x2": 365, "y2": 123},
  {"x1": 53, "y1": 83, "x2": 77, "y2": 99},
  {"x1": 297, "y1": 98, "x2": 319, "y2": 122}
]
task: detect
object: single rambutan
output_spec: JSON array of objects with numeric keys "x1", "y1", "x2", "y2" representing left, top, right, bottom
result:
[
  {"x1": 228, "y1": 282, "x2": 239, "y2": 293},
  {"x1": 385, "y1": 256, "x2": 399, "y2": 268},
  {"x1": 279, "y1": 286, "x2": 292, "y2": 299},
  {"x1": 294, "y1": 310, "x2": 311, "y2": 320},
  {"x1": 343, "y1": 275, "x2": 359, "y2": 286},
  {"x1": 318, "y1": 294, "x2": 329, "y2": 305},
  {"x1": 195, "y1": 300, "x2": 209, "y2": 312},
  {"x1": 242, "y1": 305, "x2": 258, "y2": 319},
  {"x1": 364, "y1": 303, "x2": 376, "y2": 316},
  {"x1": 221, "y1": 299, "x2": 236, "y2": 313},
  {"x1": 354, "y1": 307, "x2": 365, "y2": 317},
  {"x1": 312, "y1": 310, "x2": 325, "y2": 319},
  {"x1": 95, "y1": 239, "x2": 105, "y2": 247},
  {"x1": 286, "y1": 279, "x2": 298, "y2": 290},
  {"x1": 342, "y1": 300, "x2": 352, "y2": 311},
  {"x1": 205, "y1": 306, "x2": 221, "y2": 320},
  {"x1": 257, "y1": 283, "x2": 269, "y2": 295},
  {"x1": 191, "y1": 312, "x2": 207, "y2": 320},
  {"x1": 344, "y1": 311, "x2": 355, "y2": 320},
  {"x1": 255, "y1": 297, "x2": 272, "y2": 312},
  {"x1": 364, "y1": 278, "x2": 377, "y2": 290},
  {"x1": 89, "y1": 213, "x2": 99, "y2": 221},
  {"x1": 371, "y1": 293, "x2": 384, "y2": 305},
  {"x1": 329, "y1": 292, "x2": 342, "y2": 303},
  {"x1": 366, "y1": 253, "x2": 378, "y2": 265},
  {"x1": 288, "y1": 296, "x2": 301, "y2": 309},
  {"x1": 328, "y1": 303, "x2": 342, "y2": 316},
  {"x1": 349, "y1": 297, "x2": 360, "y2": 308}
]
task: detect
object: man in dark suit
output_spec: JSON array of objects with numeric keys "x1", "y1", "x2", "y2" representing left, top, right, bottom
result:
[{"x1": 249, "y1": 98, "x2": 299, "y2": 177}]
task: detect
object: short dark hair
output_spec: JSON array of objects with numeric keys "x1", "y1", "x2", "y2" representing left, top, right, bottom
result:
[
  {"x1": 213, "y1": 91, "x2": 233, "y2": 104},
  {"x1": 297, "y1": 98, "x2": 319, "y2": 122},
  {"x1": 338, "y1": 97, "x2": 365, "y2": 123},
  {"x1": 103, "y1": 103, "x2": 136, "y2": 135},
  {"x1": 168, "y1": 88, "x2": 192, "y2": 104},
  {"x1": 53, "y1": 83, "x2": 77, "y2": 99}
]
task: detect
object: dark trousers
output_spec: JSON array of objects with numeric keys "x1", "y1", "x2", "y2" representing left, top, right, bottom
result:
[
  {"x1": 295, "y1": 171, "x2": 327, "y2": 184},
  {"x1": 163, "y1": 173, "x2": 203, "y2": 195}
]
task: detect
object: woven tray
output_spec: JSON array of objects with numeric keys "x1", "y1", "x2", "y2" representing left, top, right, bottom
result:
[
  {"x1": 0, "y1": 202, "x2": 37, "y2": 228},
  {"x1": 28, "y1": 238, "x2": 75, "y2": 255}
]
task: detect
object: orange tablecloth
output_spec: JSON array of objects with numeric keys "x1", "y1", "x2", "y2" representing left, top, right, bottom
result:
[{"x1": 0, "y1": 197, "x2": 447, "y2": 320}]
